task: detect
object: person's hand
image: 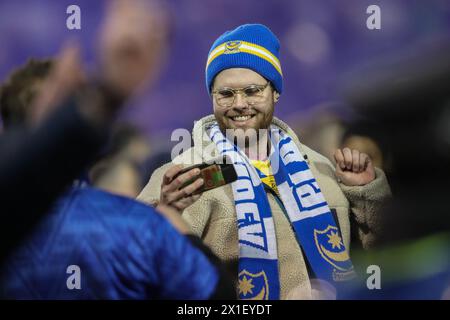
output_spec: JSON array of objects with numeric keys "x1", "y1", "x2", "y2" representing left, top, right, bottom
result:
[
  {"x1": 159, "y1": 165, "x2": 205, "y2": 213},
  {"x1": 98, "y1": 0, "x2": 168, "y2": 99},
  {"x1": 334, "y1": 148, "x2": 376, "y2": 186},
  {"x1": 29, "y1": 42, "x2": 86, "y2": 127}
]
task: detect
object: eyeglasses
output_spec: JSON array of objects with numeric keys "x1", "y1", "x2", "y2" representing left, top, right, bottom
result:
[{"x1": 212, "y1": 81, "x2": 271, "y2": 107}]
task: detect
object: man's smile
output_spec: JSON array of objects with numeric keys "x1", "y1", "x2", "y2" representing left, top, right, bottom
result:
[{"x1": 227, "y1": 114, "x2": 256, "y2": 126}]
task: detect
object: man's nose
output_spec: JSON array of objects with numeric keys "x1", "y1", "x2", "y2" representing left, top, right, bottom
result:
[{"x1": 233, "y1": 92, "x2": 248, "y2": 109}]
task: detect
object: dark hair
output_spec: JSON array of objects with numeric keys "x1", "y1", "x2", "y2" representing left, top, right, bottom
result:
[{"x1": 0, "y1": 59, "x2": 54, "y2": 128}]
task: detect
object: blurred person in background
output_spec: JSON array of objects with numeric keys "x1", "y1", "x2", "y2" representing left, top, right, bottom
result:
[
  {"x1": 0, "y1": 59, "x2": 154, "y2": 200},
  {"x1": 90, "y1": 123, "x2": 153, "y2": 198},
  {"x1": 289, "y1": 103, "x2": 386, "y2": 172},
  {"x1": 288, "y1": 103, "x2": 348, "y2": 165},
  {"x1": 339, "y1": 42, "x2": 450, "y2": 299},
  {"x1": 0, "y1": 52, "x2": 106, "y2": 264},
  {"x1": 138, "y1": 23, "x2": 392, "y2": 299},
  {"x1": 0, "y1": 0, "x2": 235, "y2": 299}
]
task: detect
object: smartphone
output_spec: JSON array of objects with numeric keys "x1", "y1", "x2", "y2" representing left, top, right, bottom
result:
[{"x1": 174, "y1": 157, "x2": 238, "y2": 195}]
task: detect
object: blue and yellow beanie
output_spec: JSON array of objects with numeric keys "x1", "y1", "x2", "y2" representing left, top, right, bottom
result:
[{"x1": 205, "y1": 24, "x2": 283, "y2": 95}]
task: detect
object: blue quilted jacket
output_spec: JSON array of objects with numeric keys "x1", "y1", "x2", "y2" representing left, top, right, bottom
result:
[{"x1": 0, "y1": 186, "x2": 218, "y2": 299}]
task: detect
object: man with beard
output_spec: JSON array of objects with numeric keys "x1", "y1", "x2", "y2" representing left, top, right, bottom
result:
[{"x1": 138, "y1": 24, "x2": 391, "y2": 299}]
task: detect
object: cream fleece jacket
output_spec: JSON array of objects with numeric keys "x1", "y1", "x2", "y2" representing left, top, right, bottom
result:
[{"x1": 137, "y1": 115, "x2": 392, "y2": 299}]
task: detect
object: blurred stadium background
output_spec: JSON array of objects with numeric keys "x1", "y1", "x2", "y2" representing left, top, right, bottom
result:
[{"x1": 0, "y1": 0, "x2": 449, "y2": 146}]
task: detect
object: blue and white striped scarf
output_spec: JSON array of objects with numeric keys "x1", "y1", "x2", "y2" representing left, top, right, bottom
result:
[{"x1": 209, "y1": 123, "x2": 355, "y2": 300}]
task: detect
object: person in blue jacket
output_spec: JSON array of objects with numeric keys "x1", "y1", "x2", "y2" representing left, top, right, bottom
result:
[{"x1": 0, "y1": 184, "x2": 234, "y2": 299}]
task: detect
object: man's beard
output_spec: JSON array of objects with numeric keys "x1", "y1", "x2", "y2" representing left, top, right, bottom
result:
[
  {"x1": 222, "y1": 128, "x2": 271, "y2": 160},
  {"x1": 214, "y1": 103, "x2": 274, "y2": 159}
]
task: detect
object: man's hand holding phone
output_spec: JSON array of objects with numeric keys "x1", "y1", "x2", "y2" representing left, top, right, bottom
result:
[
  {"x1": 158, "y1": 159, "x2": 238, "y2": 213},
  {"x1": 158, "y1": 165, "x2": 205, "y2": 213}
]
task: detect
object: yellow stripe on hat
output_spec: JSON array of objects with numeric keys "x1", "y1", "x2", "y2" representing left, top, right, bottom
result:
[
  {"x1": 206, "y1": 43, "x2": 226, "y2": 68},
  {"x1": 206, "y1": 41, "x2": 283, "y2": 77}
]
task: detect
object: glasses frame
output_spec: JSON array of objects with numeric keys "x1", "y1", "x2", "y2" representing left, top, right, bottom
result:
[{"x1": 212, "y1": 81, "x2": 271, "y2": 107}]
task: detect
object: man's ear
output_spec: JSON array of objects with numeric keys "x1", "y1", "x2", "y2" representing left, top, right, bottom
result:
[{"x1": 273, "y1": 91, "x2": 280, "y2": 103}]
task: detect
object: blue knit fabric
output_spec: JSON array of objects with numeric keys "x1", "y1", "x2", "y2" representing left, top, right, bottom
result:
[{"x1": 206, "y1": 24, "x2": 283, "y2": 94}]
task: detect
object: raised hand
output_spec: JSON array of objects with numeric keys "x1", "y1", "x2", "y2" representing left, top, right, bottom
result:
[{"x1": 334, "y1": 148, "x2": 376, "y2": 186}]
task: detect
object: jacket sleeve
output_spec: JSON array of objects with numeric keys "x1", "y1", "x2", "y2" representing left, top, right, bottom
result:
[{"x1": 338, "y1": 167, "x2": 392, "y2": 249}]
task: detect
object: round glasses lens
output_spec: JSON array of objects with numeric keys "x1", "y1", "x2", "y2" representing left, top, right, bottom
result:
[
  {"x1": 245, "y1": 86, "x2": 265, "y2": 104},
  {"x1": 216, "y1": 90, "x2": 234, "y2": 106}
]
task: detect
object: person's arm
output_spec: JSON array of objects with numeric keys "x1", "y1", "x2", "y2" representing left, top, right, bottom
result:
[
  {"x1": 0, "y1": 97, "x2": 112, "y2": 262},
  {"x1": 334, "y1": 148, "x2": 392, "y2": 249}
]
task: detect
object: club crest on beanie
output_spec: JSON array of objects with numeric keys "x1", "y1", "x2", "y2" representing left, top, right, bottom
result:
[{"x1": 205, "y1": 24, "x2": 283, "y2": 95}]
